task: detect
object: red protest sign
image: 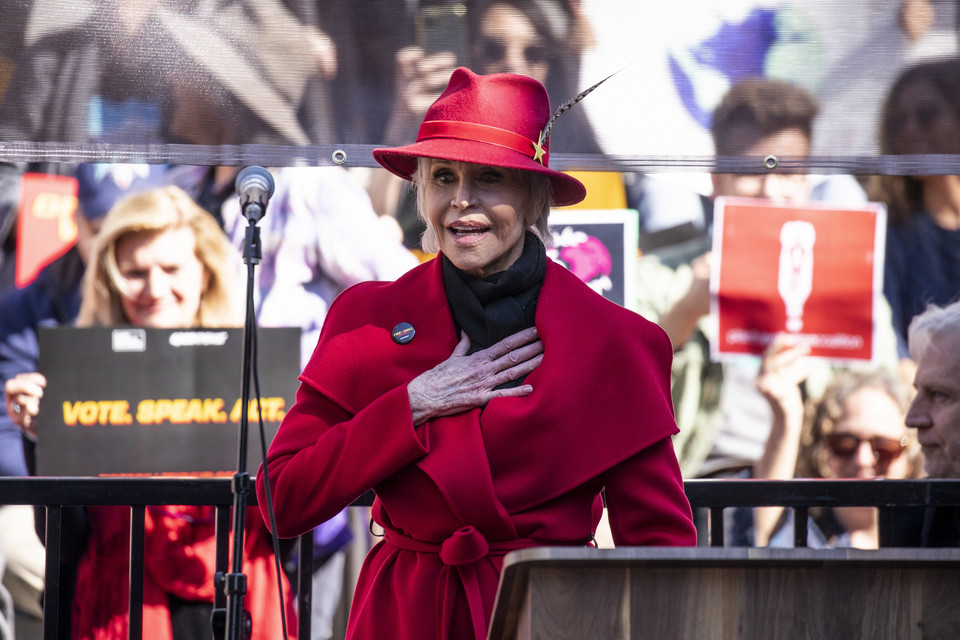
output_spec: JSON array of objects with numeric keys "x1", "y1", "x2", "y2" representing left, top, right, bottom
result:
[
  {"x1": 16, "y1": 173, "x2": 79, "y2": 287},
  {"x1": 710, "y1": 197, "x2": 886, "y2": 363}
]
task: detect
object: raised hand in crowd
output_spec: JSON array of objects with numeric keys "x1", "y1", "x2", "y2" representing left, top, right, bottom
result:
[
  {"x1": 657, "y1": 251, "x2": 712, "y2": 350},
  {"x1": 3, "y1": 372, "x2": 46, "y2": 440},
  {"x1": 383, "y1": 47, "x2": 459, "y2": 145},
  {"x1": 752, "y1": 335, "x2": 812, "y2": 546}
]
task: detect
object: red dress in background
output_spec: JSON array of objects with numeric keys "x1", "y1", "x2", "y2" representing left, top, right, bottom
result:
[{"x1": 71, "y1": 504, "x2": 295, "y2": 640}]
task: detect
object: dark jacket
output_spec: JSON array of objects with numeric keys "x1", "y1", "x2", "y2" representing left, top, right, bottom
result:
[
  {"x1": 0, "y1": 247, "x2": 84, "y2": 476},
  {"x1": 0, "y1": 246, "x2": 86, "y2": 633}
]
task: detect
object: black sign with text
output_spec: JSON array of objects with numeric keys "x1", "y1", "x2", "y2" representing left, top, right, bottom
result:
[{"x1": 36, "y1": 327, "x2": 300, "y2": 477}]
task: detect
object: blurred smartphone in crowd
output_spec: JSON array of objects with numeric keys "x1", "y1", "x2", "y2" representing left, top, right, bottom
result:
[{"x1": 416, "y1": 3, "x2": 468, "y2": 65}]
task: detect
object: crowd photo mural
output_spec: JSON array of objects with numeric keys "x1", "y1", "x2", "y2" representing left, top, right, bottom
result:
[{"x1": 2, "y1": 1, "x2": 960, "y2": 639}]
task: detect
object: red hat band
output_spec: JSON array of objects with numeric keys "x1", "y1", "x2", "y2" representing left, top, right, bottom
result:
[{"x1": 416, "y1": 120, "x2": 548, "y2": 166}]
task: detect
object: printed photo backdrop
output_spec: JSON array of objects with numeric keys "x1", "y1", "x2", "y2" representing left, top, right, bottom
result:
[{"x1": 0, "y1": 0, "x2": 957, "y2": 174}]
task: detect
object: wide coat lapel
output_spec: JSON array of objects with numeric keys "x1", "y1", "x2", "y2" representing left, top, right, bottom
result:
[{"x1": 301, "y1": 258, "x2": 518, "y2": 537}]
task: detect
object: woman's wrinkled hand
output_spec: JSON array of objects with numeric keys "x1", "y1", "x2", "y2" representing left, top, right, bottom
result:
[
  {"x1": 408, "y1": 327, "x2": 543, "y2": 425},
  {"x1": 5, "y1": 372, "x2": 47, "y2": 440}
]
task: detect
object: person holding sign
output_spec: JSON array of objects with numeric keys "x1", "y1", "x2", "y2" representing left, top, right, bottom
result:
[
  {"x1": 6, "y1": 186, "x2": 294, "y2": 639},
  {"x1": 635, "y1": 78, "x2": 900, "y2": 482},
  {"x1": 257, "y1": 67, "x2": 696, "y2": 640},
  {"x1": 750, "y1": 335, "x2": 923, "y2": 548},
  {"x1": 0, "y1": 163, "x2": 167, "y2": 631}
]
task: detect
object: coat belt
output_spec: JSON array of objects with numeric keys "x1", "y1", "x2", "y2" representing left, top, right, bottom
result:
[{"x1": 383, "y1": 526, "x2": 540, "y2": 640}]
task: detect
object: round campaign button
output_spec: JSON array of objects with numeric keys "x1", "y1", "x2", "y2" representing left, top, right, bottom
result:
[{"x1": 392, "y1": 322, "x2": 415, "y2": 345}]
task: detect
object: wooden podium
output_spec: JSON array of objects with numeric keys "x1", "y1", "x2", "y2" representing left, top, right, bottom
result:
[{"x1": 487, "y1": 547, "x2": 960, "y2": 640}]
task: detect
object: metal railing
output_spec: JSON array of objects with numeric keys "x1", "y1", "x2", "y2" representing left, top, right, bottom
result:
[
  {"x1": 684, "y1": 478, "x2": 960, "y2": 547},
  {"x1": 2, "y1": 477, "x2": 960, "y2": 639},
  {"x1": 0, "y1": 478, "x2": 279, "y2": 640}
]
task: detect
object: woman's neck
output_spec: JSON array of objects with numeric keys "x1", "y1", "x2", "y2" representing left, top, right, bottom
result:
[{"x1": 921, "y1": 175, "x2": 960, "y2": 230}]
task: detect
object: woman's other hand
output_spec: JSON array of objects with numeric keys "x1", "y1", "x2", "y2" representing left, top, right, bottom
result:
[
  {"x1": 408, "y1": 327, "x2": 543, "y2": 425},
  {"x1": 5, "y1": 372, "x2": 48, "y2": 439}
]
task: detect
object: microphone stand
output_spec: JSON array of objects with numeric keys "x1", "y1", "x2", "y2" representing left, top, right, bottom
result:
[{"x1": 213, "y1": 207, "x2": 263, "y2": 640}]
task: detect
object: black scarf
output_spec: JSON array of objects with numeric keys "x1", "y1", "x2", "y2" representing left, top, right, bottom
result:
[{"x1": 442, "y1": 233, "x2": 546, "y2": 380}]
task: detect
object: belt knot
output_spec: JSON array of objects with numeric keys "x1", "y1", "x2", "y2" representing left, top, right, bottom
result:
[{"x1": 439, "y1": 526, "x2": 489, "y2": 566}]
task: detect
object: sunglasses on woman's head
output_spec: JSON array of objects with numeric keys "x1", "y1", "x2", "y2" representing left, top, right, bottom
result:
[
  {"x1": 476, "y1": 37, "x2": 549, "y2": 66},
  {"x1": 825, "y1": 433, "x2": 908, "y2": 465}
]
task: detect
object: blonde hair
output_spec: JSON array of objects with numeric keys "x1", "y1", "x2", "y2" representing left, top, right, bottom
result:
[
  {"x1": 412, "y1": 158, "x2": 553, "y2": 254},
  {"x1": 798, "y1": 368, "x2": 924, "y2": 480},
  {"x1": 77, "y1": 185, "x2": 239, "y2": 328}
]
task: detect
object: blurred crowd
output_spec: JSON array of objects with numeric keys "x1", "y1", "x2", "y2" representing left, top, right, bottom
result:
[{"x1": 0, "y1": 1, "x2": 959, "y2": 639}]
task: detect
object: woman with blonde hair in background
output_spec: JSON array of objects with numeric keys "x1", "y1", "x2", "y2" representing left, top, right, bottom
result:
[
  {"x1": 75, "y1": 185, "x2": 239, "y2": 329},
  {"x1": 6, "y1": 185, "x2": 295, "y2": 639}
]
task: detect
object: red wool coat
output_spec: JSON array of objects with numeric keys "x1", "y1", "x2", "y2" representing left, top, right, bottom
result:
[{"x1": 257, "y1": 256, "x2": 696, "y2": 640}]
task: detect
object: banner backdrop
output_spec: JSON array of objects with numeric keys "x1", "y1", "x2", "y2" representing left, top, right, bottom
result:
[
  {"x1": 710, "y1": 196, "x2": 886, "y2": 362},
  {"x1": 0, "y1": 0, "x2": 957, "y2": 173},
  {"x1": 36, "y1": 326, "x2": 300, "y2": 477}
]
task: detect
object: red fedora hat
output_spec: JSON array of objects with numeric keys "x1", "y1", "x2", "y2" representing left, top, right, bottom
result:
[{"x1": 373, "y1": 67, "x2": 586, "y2": 207}]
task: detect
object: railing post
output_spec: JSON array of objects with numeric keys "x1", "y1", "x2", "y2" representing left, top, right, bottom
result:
[
  {"x1": 128, "y1": 505, "x2": 146, "y2": 640},
  {"x1": 793, "y1": 507, "x2": 809, "y2": 547},
  {"x1": 42, "y1": 505, "x2": 61, "y2": 640},
  {"x1": 878, "y1": 506, "x2": 895, "y2": 547},
  {"x1": 298, "y1": 532, "x2": 314, "y2": 640},
  {"x1": 709, "y1": 507, "x2": 725, "y2": 546}
]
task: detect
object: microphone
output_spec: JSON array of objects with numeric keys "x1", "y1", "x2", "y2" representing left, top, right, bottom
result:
[{"x1": 235, "y1": 166, "x2": 275, "y2": 223}]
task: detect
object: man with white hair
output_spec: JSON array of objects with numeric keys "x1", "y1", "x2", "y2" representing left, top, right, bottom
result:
[{"x1": 904, "y1": 299, "x2": 960, "y2": 545}]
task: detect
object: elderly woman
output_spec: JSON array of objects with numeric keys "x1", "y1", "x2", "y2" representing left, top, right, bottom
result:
[
  {"x1": 6, "y1": 186, "x2": 293, "y2": 639},
  {"x1": 257, "y1": 68, "x2": 695, "y2": 640},
  {"x1": 369, "y1": 0, "x2": 603, "y2": 245}
]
